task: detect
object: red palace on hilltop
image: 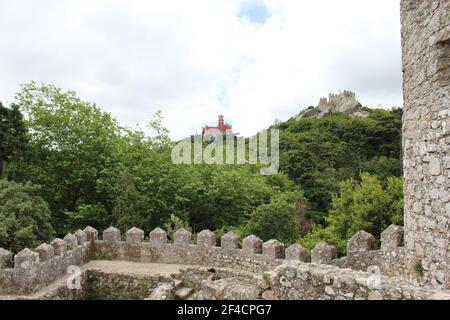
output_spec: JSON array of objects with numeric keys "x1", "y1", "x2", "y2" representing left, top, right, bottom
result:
[{"x1": 202, "y1": 115, "x2": 233, "y2": 135}]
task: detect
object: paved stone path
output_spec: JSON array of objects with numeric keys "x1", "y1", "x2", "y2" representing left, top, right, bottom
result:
[
  {"x1": 0, "y1": 260, "x2": 190, "y2": 300},
  {"x1": 83, "y1": 260, "x2": 189, "y2": 277}
]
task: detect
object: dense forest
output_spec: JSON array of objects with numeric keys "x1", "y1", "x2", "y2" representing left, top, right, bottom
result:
[{"x1": 0, "y1": 82, "x2": 403, "y2": 255}]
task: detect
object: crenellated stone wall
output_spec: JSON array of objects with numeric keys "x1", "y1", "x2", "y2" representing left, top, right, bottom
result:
[
  {"x1": 326, "y1": 227, "x2": 407, "y2": 277},
  {"x1": 1, "y1": 224, "x2": 449, "y2": 299},
  {"x1": 265, "y1": 262, "x2": 449, "y2": 300},
  {"x1": 93, "y1": 225, "x2": 410, "y2": 278},
  {"x1": 92, "y1": 229, "x2": 285, "y2": 274},
  {"x1": 0, "y1": 224, "x2": 426, "y2": 296},
  {"x1": 299, "y1": 90, "x2": 368, "y2": 119},
  {"x1": 400, "y1": 0, "x2": 449, "y2": 289},
  {"x1": 0, "y1": 228, "x2": 93, "y2": 294}
]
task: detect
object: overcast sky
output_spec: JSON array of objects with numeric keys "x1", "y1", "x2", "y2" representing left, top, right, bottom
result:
[{"x1": 0, "y1": 0, "x2": 402, "y2": 139}]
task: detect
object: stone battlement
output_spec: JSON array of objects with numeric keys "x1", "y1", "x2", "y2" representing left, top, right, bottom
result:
[
  {"x1": 1, "y1": 224, "x2": 446, "y2": 298},
  {"x1": 299, "y1": 90, "x2": 367, "y2": 119},
  {"x1": 319, "y1": 90, "x2": 360, "y2": 113},
  {"x1": 327, "y1": 90, "x2": 355, "y2": 102}
]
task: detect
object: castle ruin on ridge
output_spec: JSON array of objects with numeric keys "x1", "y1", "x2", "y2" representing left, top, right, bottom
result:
[
  {"x1": 299, "y1": 90, "x2": 369, "y2": 119},
  {"x1": 0, "y1": 0, "x2": 448, "y2": 299}
]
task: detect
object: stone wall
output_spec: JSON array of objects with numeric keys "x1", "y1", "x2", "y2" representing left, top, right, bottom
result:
[
  {"x1": 265, "y1": 262, "x2": 449, "y2": 300},
  {"x1": 91, "y1": 225, "x2": 409, "y2": 278},
  {"x1": 299, "y1": 90, "x2": 368, "y2": 118},
  {"x1": 0, "y1": 224, "x2": 409, "y2": 295},
  {"x1": 1, "y1": 225, "x2": 449, "y2": 299},
  {"x1": 54, "y1": 269, "x2": 165, "y2": 300},
  {"x1": 319, "y1": 90, "x2": 360, "y2": 114},
  {"x1": 32, "y1": 263, "x2": 450, "y2": 301},
  {"x1": 327, "y1": 227, "x2": 407, "y2": 277},
  {"x1": 0, "y1": 228, "x2": 93, "y2": 294},
  {"x1": 0, "y1": 226, "x2": 284, "y2": 295},
  {"x1": 400, "y1": 0, "x2": 449, "y2": 289},
  {"x1": 175, "y1": 266, "x2": 267, "y2": 300},
  {"x1": 93, "y1": 228, "x2": 285, "y2": 273}
]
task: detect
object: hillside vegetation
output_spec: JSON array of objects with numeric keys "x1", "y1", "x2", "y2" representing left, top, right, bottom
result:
[{"x1": 0, "y1": 83, "x2": 403, "y2": 255}]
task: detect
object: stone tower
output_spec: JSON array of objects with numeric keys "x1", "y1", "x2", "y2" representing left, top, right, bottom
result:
[{"x1": 400, "y1": 0, "x2": 449, "y2": 289}]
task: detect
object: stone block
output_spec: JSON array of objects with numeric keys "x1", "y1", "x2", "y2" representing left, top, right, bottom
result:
[
  {"x1": 285, "y1": 244, "x2": 310, "y2": 262},
  {"x1": 347, "y1": 230, "x2": 376, "y2": 256},
  {"x1": 311, "y1": 243, "x2": 337, "y2": 264},
  {"x1": 35, "y1": 244, "x2": 54, "y2": 262},
  {"x1": 381, "y1": 225, "x2": 404, "y2": 250},
  {"x1": 126, "y1": 227, "x2": 144, "y2": 243},
  {"x1": 221, "y1": 231, "x2": 239, "y2": 251},
  {"x1": 174, "y1": 228, "x2": 192, "y2": 245},
  {"x1": 197, "y1": 229, "x2": 215, "y2": 247},
  {"x1": 0, "y1": 248, "x2": 13, "y2": 268},
  {"x1": 263, "y1": 239, "x2": 284, "y2": 260},
  {"x1": 14, "y1": 248, "x2": 39, "y2": 269},
  {"x1": 74, "y1": 229, "x2": 88, "y2": 244},
  {"x1": 51, "y1": 238, "x2": 67, "y2": 256},
  {"x1": 64, "y1": 233, "x2": 78, "y2": 250},
  {"x1": 149, "y1": 228, "x2": 167, "y2": 245},
  {"x1": 83, "y1": 226, "x2": 98, "y2": 242},
  {"x1": 103, "y1": 227, "x2": 121, "y2": 243},
  {"x1": 242, "y1": 235, "x2": 262, "y2": 255}
]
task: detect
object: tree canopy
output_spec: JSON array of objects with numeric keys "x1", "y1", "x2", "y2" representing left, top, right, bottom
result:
[
  {"x1": 0, "y1": 83, "x2": 404, "y2": 254},
  {"x1": 0, "y1": 179, "x2": 54, "y2": 252},
  {"x1": 277, "y1": 110, "x2": 402, "y2": 223},
  {"x1": 300, "y1": 173, "x2": 403, "y2": 255}
]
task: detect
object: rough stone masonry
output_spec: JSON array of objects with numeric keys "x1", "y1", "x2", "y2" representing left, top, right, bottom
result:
[{"x1": 400, "y1": 0, "x2": 449, "y2": 289}]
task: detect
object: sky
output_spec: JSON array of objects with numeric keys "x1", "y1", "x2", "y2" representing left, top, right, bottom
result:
[{"x1": 0, "y1": 0, "x2": 402, "y2": 139}]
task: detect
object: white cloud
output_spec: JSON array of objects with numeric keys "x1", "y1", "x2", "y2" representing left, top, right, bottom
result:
[{"x1": 0, "y1": 0, "x2": 402, "y2": 139}]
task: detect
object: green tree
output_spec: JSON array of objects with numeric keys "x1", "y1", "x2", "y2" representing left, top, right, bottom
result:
[
  {"x1": 300, "y1": 173, "x2": 403, "y2": 255},
  {"x1": 0, "y1": 102, "x2": 29, "y2": 181},
  {"x1": 111, "y1": 168, "x2": 150, "y2": 231},
  {"x1": 0, "y1": 179, "x2": 54, "y2": 252},
  {"x1": 360, "y1": 156, "x2": 402, "y2": 180},
  {"x1": 238, "y1": 191, "x2": 309, "y2": 244},
  {"x1": 14, "y1": 82, "x2": 122, "y2": 233},
  {"x1": 179, "y1": 164, "x2": 274, "y2": 232}
]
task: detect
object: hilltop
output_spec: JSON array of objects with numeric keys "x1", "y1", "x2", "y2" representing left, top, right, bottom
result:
[{"x1": 295, "y1": 90, "x2": 375, "y2": 119}]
